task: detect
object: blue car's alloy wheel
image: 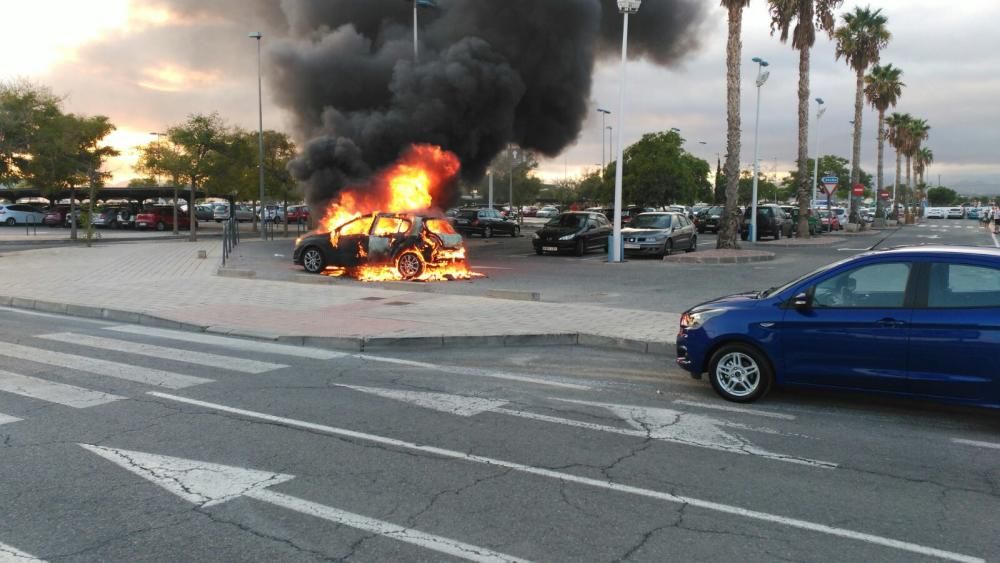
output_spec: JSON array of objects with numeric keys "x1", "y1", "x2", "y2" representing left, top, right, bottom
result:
[{"x1": 708, "y1": 343, "x2": 773, "y2": 403}]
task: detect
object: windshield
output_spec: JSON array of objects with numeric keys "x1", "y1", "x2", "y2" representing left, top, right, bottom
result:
[
  {"x1": 762, "y1": 257, "x2": 856, "y2": 298},
  {"x1": 546, "y1": 214, "x2": 584, "y2": 228},
  {"x1": 629, "y1": 214, "x2": 672, "y2": 229}
]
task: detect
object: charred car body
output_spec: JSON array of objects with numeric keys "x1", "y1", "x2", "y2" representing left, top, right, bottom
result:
[{"x1": 293, "y1": 212, "x2": 466, "y2": 280}]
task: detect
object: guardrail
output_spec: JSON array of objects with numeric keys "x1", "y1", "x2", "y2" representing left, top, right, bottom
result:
[{"x1": 221, "y1": 217, "x2": 239, "y2": 266}]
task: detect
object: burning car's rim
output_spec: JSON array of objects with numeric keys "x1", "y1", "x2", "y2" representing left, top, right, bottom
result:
[
  {"x1": 303, "y1": 248, "x2": 324, "y2": 273},
  {"x1": 397, "y1": 252, "x2": 424, "y2": 279}
]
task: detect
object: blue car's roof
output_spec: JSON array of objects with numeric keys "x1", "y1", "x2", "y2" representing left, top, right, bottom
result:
[{"x1": 871, "y1": 245, "x2": 1000, "y2": 259}]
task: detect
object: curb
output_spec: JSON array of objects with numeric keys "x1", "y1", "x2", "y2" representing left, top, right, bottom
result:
[
  {"x1": 0, "y1": 233, "x2": 224, "y2": 247},
  {"x1": 0, "y1": 295, "x2": 673, "y2": 358},
  {"x1": 663, "y1": 251, "x2": 774, "y2": 264}
]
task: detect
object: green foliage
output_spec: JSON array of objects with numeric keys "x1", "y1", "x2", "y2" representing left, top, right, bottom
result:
[
  {"x1": 782, "y1": 155, "x2": 873, "y2": 196},
  {"x1": 486, "y1": 148, "x2": 544, "y2": 206},
  {"x1": 834, "y1": 6, "x2": 891, "y2": 73},
  {"x1": 128, "y1": 177, "x2": 159, "y2": 187},
  {"x1": 0, "y1": 80, "x2": 62, "y2": 185},
  {"x1": 926, "y1": 186, "x2": 958, "y2": 206},
  {"x1": 604, "y1": 131, "x2": 712, "y2": 206}
]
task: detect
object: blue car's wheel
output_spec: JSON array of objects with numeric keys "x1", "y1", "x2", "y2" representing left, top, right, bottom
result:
[{"x1": 708, "y1": 343, "x2": 773, "y2": 403}]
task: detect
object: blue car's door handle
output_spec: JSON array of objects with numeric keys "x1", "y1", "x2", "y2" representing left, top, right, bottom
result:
[{"x1": 876, "y1": 318, "x2": 906, "y2": 328}]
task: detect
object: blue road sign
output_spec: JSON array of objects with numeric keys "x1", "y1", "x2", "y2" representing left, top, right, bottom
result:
[{"x1": 822, "y1": 176, "x2": 839, "y2": 185}]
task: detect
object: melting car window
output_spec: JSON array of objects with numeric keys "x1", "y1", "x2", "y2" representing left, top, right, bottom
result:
[
  {"x1": 425, "y1": 219, "x2": 458, "y2": 235},
  {"x1": 372, "y1": 217, "x2": 411, "y2": 236},
  {"x1": 339, "y1": 215, "x2": 375, "y2": 236}
]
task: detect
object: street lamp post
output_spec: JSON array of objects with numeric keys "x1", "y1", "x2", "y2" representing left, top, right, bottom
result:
[
  {"x1": 810, "y1": 98, "x2": 826, "y2": 208},
  {"x1": 249, "y1": 32, "x2": 265, "y2": 241},
  {"x1": 847, "y1": 120, "x2": 855, "y2": 222},
  {"x1": 606, "y1": 126, "x2": 613, "y2": 167},
  {"x1": 611, "y1": 0, "x2": 641, "y2": 263},
  {"x1": 487, "y1": 169, "x2": 493, "y2": 209},
  {"x1": 749, "y1": 57, "x2": 770, "y2": 244},
  {"x1": 597, "y1": 108, "x2": 610, "y2": 172},
  {"x1": 409, "y1": 0, "x2": 437, "y2": 63}
]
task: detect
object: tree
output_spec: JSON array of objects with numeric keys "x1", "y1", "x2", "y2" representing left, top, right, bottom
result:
[
  {"x1": 864, "y1": 63, "x2": 904, "y2": 220},
  {"x1": 834, "y1": 6, "x2": 891, "y2": 218},
  {"x1": 769, "y1": 0, "x2": 841, "y2": 238},
  {"x1": 488, "y1": 148, "x2": 544, "y2": 212},
  {"x1": 576, "y1": 170, "x2": 610, "y2": 205},
  {"x1": 783, "y1": 155, "x2": 871, "y2": 202},
  {"x1": 914, "y1": 147, "x2": 934, "y2": 189},
  {"x1": 886, "y1": 112, "x2": 910, "y2": 215},
  {"x1": 0, "y1": 80, "x2": 62, "y2": 186},
  {"x1": 127, "y1": 177, "x2": 159, "y2": 187},
  {"x1": 604, "y1": 131, "x2": 710, "y2": 207},
  {"x1": 902, "y1": 117, "x2": 930, "y2": 217},
  {"x1": 718, "y1": 0, "x2": 752, "y2": 249},
  {"x1": 926, "y1": 186, "x2": 956, "y2": 206},
  {"x1": 166, "y1": 113, "x2": 231, "y2": 241}
]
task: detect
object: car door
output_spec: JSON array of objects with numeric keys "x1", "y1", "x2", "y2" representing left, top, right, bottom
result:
[
  {"x1": 368, "y1": 216, "x2": 412, "y2": 264},
  {"x1": 907, "y1": 260, "x2": 1000, "y2": 401},
  {"x1": 675, "y1": 215, "x2": 692, "y2": 248},
  {"x1": 331, "y1": 215, "x2": 376, "y2": 267},
  {"x1": 780, "y1": 260, "x2": 915, "y2": 392}
]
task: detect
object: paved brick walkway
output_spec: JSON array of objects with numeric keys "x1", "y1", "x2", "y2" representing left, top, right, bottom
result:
[{"x1": 0, "y1": 241, "x2": 678, "y2": 353}]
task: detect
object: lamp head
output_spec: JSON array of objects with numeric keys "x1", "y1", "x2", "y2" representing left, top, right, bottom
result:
[
  {"x1": 756, "y1": 71, "x2": 770, "y2": 87},
  {"x1": 617, "y1": 0, "x2": 641, "y2": 14},
  {"x1": 815, "y1": 97, "x2": 825, "y2": 105},
  {"x1": 597, "y1": 108, "x2": 611, "y2": 115},
  {"x1": 248, "y1": 32, "x2": 262, "y2": 39}
]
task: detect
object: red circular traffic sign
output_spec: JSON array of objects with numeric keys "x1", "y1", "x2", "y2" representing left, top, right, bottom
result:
[{"x1": 852, "y1": 183, "x2": 865, "y2": 196}]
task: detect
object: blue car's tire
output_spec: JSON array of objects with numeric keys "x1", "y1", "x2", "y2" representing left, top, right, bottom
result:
[{"x1": 708, "y1": 343, "x2": 774, "y2": 403}]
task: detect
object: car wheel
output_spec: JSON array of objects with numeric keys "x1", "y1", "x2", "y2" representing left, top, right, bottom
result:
[
  {"x1": 686, "y1": 235, "x2": 697, "y2": 253},
  {"x1": 708, "y1": 343, "x2": 774, "y2": 403},
  {"x1": 156, "y1": 222, "x2": 166, "y2": 232},
  {"x1": 664, "y1": 240, "x2": 673, "y2": 257},
  {"x1": 5, "y1": 218, "x2": 14, "y2": 226},
  {"x1": 483, "y1": 226, "x2": 493, "y2": 238},
  {"x1": 535, "y1": 246, "x2": 543, "y2": 255},
  {"x1": 774, "y1": 228, "x2": 781, "y2": 241},
  {"x1": 396, "y1": 251, "x2": 424, "y2": 280},
  {"x1": 574, "y1": 238, "x2": 585, "y2": 257},
  {"x1": 512, "y1": 226, "x2": 520, "y2": 237},
  {"x1": 302, "y1": 247, "x2": 326, "y2": 274}
]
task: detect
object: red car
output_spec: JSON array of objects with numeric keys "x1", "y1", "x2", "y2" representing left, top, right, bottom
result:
[
  {"x1": 286, "y1": 205, "x2": 311, "y2": 224},
  {"x1": 135, "y1": 206, "x2": 192, "y2": 231},
  {"x1": 43, "y1": 206, "x2": 71, "y2": 227},
  {"x1": 818, "y1": 209, "x2": 842, "y2": 232}
]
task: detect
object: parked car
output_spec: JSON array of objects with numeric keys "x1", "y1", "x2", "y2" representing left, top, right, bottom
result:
[
  {"x1": 286, "y1": 205, "x2": 311, "y2": 224},
  {"x1": 293, "y1": 212, "x2": 466, "y2": 279},
  {"x1": 0, "y1": 204, "x2": 44, "y2": 226},
  {"x1": 535, "y1": 206, "x2": 560, "y2": 219},
  {"x1": 451, "y1": 207, "x2": 519, "y2": 238},
  {"x1": 521, "y1": 206, "x2": 538, "y2": 217},
  {"x1": 42, "y1": 206, "x2": 71, "y2": 227},
  {"x1": 195, "y1": 205, "x2": 216, "y2": 222},
  {"x1": 91, "y1": 207, "x2": 124, "y2": 229},
  {"x1": 622, "y1": 212, "x2": 697, "y2": 257},
  {"x1": 967, "y1": 208, "x2": 981, "y2": 221},
  {"x1": 213, "y1": 204, "x2": 254, "y2": 222},
  {"x1": 258, "y1": 205, "x2": 285, "y2": 223},
  {"x1": 946, "y1": 207, "x2": 964, "y2": 219},
  {"x1": 926, "y1": 207, "x2": 945, "y2": 219},
  {"x1": 676, "y1": 246, "x2": 1000, "y2": 408},
  {"x1": 696, "y1": 206, "x2": 725, "y2": 234},
  {"x1": 532, "y1": 212, "x2": 611, "y2": 256},
  {"x1": 63, "y1": 209, "x2": 84, "y2": 228},
  {"x1": 817, "y1": 209, "x2": 842, "y2": 232},
  {"x1": 740, "y1": 204, "x2": 791, "y2": 241},
  {"x1": 781, "y1": 205, "x2": 820, "y2": 236},
  {"x1": 135, "y1": 206, "x2": 192, "y2": 231}
]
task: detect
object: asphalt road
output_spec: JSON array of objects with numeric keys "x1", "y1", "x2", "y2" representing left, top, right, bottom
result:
[
  {"x1": 232, "y1": 217, "x2": 999, "y2": 313},
  {"x1": 0, "y1": 305, "x2": 997, "y2": 562}
]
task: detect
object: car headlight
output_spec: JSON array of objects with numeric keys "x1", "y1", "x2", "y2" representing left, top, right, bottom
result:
[
  {"x1": 559, "y1": 233, "x2": 577, "y2": 241},
  {"x1": 652, "y1": 234, "x2": 667, "y2": 241},
  {"x1": 679, "y1": 309, "x2": 723, "y2": 330}
]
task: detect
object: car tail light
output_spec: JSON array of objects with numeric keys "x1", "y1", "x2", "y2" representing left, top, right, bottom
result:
[{"x1": 471, "y1": 220, "x2": 479, "y2": 226}]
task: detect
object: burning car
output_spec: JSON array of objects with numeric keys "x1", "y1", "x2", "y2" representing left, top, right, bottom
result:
[{"x1": 293, "y1": 212, "x2": 469, "y2": 281}]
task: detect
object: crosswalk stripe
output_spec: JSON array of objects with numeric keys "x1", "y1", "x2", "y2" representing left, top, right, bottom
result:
[
  {"x1": 0, "y1": 343, "x2": 211, "y2": 390},
  {"x1": 0, "y1": 369, "x2": 123, "y2": 408},
  {"x1": 104, "y1": 325, "x2": 344, "y2": 360},
  {"x1": 0, "y1": 413, "x2": 21, "y2": 426},
  {"x1": 39, "y1": 333, "x2": 287, "y2": 374},
  {"x1": 0, "y1": 541, "x2": 42, "y2": 561}
]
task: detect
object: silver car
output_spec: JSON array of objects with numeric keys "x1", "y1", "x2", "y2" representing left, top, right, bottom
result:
[
  {"x1": 0, "y1": 204, "x2": 44, "y2": 226},
  {"x1": 621, "y1": 212, "x2": 697, "y2": 257}
]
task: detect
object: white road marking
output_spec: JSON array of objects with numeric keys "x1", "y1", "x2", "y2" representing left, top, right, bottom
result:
[
  {"x1": 40, "y1": 333, "x2": 287, "y2": 374},
  {"x1": 0, "y1": 307, "x2": 106, "y2": 322},
  {"x1": 81, "y1": 444, "x2": 530, "y2": 563},
  {"x1": 147, "y1": 392, "x2": 983, "y2": 563},
  {"x1": 105, "y1": 325, "x2": 345, "y2": 360},
  {"x1": 337, "y1": 385, "x2": 508, "y2": 416},
  {"x1": 0, "y1": 413, "x2": 22, "y2": 426},
  {"x1": 915, "y1": 235, "x2": 940, "y2": 239},
  {"x1": 0, "y1": 541, "x2": 43, "y2": 561},
  {"x1": 352, "y1": 354, "x2": 591, "y2": 390},
  {"x1": 673, "y1": 399, "x2": 796, "y2": 420},
  {"x1": 0, "y1": 343, "x2": 210, "y2": 389},
  {"x1": 991, "y1": 232, "x2": 999, "y2": 248},
  {"x1": 837, "y1": 247, "x2": 872, "y2": 251},
  {"x1": 951, "y1": 438, "x2": 1000, "y2": 451},
  {"x1": 0, "y1": 370, "x2": 122, "y2": 408}
]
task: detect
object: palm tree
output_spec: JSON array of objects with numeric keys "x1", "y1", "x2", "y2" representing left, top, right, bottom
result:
[
  {"x1": 886, "y1": 111, "x2": 910, "y2": 216},
  {"x1": 903, "y1": 118, "x2": 929, "y2": 221},
  {"x1": 834, "y1": 6, "x2": 891, "y2": 220},
  {"x1": 864, "y1": 63, "x2": 903, "y2": 220},
  {"x1": 769, "y1": 0, "x2": 841, "y2": 238},
  {"x1": 915, "y1": 147, "x2": 934, "y2": 187},
  {"x1": 717, "y1": 0, "x2": 752, "y2": 250}
]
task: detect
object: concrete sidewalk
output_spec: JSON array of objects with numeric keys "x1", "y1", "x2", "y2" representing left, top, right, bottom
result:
[{"x1": 0, "y1": 241, "x2": 677, "y2": 355}]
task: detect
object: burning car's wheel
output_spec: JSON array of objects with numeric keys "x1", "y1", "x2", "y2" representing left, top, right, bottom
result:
[
  {"x1": 302, "y1": 247, "x2": 326, "y2": 274},
  {"x1": 396, "y1": 251, "x2": 424, "y2": 280}
]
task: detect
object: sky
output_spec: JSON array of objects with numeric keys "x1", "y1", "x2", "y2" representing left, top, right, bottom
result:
[{"x1": 4, "y1": 0, "x2": 999, "y2": 195}]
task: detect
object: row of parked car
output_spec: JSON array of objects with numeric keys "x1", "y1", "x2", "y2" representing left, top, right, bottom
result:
[{"x1": 0, "y1": 202, "x2": 313, "y2": 230}]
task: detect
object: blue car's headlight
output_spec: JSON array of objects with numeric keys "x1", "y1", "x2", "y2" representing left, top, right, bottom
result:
[{"x1": 680, "y1": 309, "x2": 724, "y2": 330}]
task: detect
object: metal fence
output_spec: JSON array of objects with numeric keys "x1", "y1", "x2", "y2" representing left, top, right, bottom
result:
[{"x1": 221, "y1": 217, "x2": 240, "y2": 266}]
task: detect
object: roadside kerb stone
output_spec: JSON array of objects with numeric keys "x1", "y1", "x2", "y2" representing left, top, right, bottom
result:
[
  {"x1": 485, "y1": 289, "x2": 541, "y2": 302},
  {"x1": 217, "y1": 267, "x2": 257, "y2": 279},
  {"x1": 663, "y1": 249, "x2": 774, "y2": 264},
  {"x1": 759, "y1": 237, "x2": 842, "y2": 247}
]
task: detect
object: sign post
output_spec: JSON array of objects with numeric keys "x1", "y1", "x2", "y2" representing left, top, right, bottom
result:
[{"x1": 821, "y1": 177, "x2": 838, "y2": 228}]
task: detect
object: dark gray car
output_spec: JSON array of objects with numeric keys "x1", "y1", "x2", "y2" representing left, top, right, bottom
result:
[{"x1": 622, "y1": 212, "x2": 697, "y2": 257}]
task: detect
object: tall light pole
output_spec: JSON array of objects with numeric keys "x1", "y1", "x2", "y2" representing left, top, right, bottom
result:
[
  {"x1": 487, "y1": 169, "x2": 494, "y2": 209},
  {"x1": 611, "y1": 0, "x2": 641, "y2": 263},
  {"x1": 749, "y1": 56, "x2": 770, "y2": 244},
  {"x1": 847, "y1": 120, "x2": 855, "y2": 222},
  {"x1": 597, "y1": 108, "x2": 610, "y2": 172},
  {"x1": 409, "y1": 0, "x2": 438, "y2": 63},
  {"x1": 606, "y1": 126, "x2": 613, "y2": 167},
  {"x1": 810, "y1": 98, "x2": 826, "y2": 208},
  {"x1": 249, "y1": 31, "x2": 266, "y2": 240}
]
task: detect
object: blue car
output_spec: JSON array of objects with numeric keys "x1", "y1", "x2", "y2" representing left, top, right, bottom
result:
[{"x1": 676, "y1": 246, "x2": 1000, "y2": 408}]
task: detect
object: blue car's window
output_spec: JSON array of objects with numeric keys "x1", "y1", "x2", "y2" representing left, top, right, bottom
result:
[
  {"x1": 928, "y1": 263, "x2": 1000, "y2": 308},
  {"x1": 813, "y1": 262, "x2": 911, "y2": 308}
]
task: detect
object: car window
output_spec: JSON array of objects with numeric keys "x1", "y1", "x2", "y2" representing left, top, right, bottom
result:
[
  {"x1": 372, "y1": 217, "x2": 411, "y2": 236},
  {"x1": 425, "y1": 218, "x2": 457, "y2": 235},
  {"x1": 339, "y1": 215, "x2": 375, "y2": 236},
  {"x1": 927, "y1": 263, "x2": 1000, "y2": 308},
  {"x1": 812, "y1": 262, "x2": 911, "y2": 308},
  {"x1": 630, "y1": 214, "x2": 671, "y2": 229},
  {"x1": 547, "y1": 214, "x2": 584, "y2": 228}
]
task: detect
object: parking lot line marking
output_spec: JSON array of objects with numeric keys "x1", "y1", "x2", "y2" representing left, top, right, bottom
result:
[
  {"x1": 352, "y1": 354, "x2": 591, "y2": 390},
  {"x1": 991, "y1": 232, "x2": 999, "y2": 248},
  {"x1": 952, "y1": 438, "x2": 1000, "y2": 451},
  {"x1": 673, "y1": 399, "x2": 796, "y2": 420},
  {"x1": 0, "y1": 343, "x2": 210, "y2": 390},
  {"x1": 0, "y1": 541, "x2": 42, "y2": 561},
  {"x1": 40, "y1": 333, "x2": 287, "y2": 374},
  {"x1": 148, "y1": 392, "x2": 983, "y2": 563},
  {"x1": 0, "y1": 369, "x2": 123, "y2": 408},
  {"x1": 104, "y1": 325, "x2": 345, "y2": 360},
  {"x1": 0, "y1": 412, "x2": 22, "y2": 426}
]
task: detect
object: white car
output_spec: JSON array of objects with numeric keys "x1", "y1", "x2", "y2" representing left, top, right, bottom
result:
[
  {"x1": 0, "y1": 204, "x2": 45, "y2": 226},
  {"x1": 536, "y1": 206, "x2": 560, "y2": 218},
  {"x1": 926, "y1": 208, "x2": 945, "y2": 219},
  {"x1": 946, "y1": 207, "x2": 964, "y2": 219}
]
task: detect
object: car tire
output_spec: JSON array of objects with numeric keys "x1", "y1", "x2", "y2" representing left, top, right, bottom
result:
[
  {"x1": 156, "y1": 222, "x2": 166, "y2": 232},
  {"x1": 5, "y1": 218, "x2": 14, "y2": 226},
  {"x1": 774, "y1": 228, "x2": 781, "y2": 241},
  {"x1": 708, "y1": 343, "x2": 774, "y2": 403},
  {"x1": 686, "y1": 235, "x2": 697, "y2": 253},
  {"x1": 535, "y1": 246, "x2": 543, "y2": 255},
  {"x1": 664, "y1": 240, "x2": 673, "y2": 257},
  {"x1": 302, "y1": 247, "x2": 326, "y2": 274},
  {"x1": 396, "y1": 251, "x2": 424, "y2": 280},
  {"x1": 574, "y1": 238, "x2": 585, "y2": 257},
  {"x1": 512, "y1": 226, "x2": 520, "y2": 237},
  {"x1": 484, "y1": 226, "x2": 493, "y2": 238}
]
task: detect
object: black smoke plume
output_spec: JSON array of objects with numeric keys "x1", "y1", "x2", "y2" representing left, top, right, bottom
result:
[{"x1": 254, "y1": 0, "x2": 709, "y2": 208}]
